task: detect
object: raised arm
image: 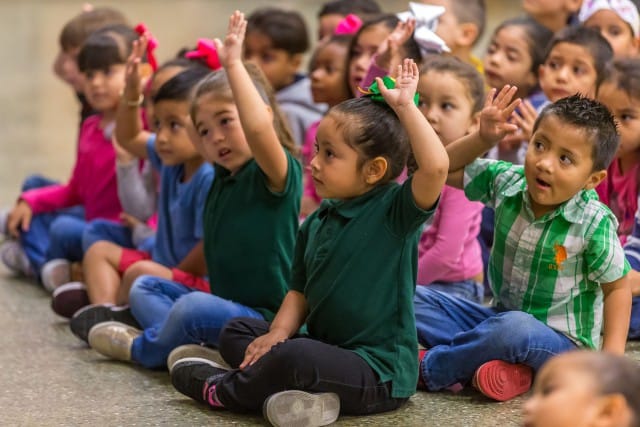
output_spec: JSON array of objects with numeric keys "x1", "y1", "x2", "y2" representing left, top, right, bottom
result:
[
  {"x1": 445, "y1": 86, "x2": 520, "y2": 189},
  {"x1": 378, "y1": 59, "x2": 448, "y2": 210},
  {"x1": 215, "y1": 11, "x2": 288, "y2": 191},
  {"x1": 114, "y1": 35, "x2": 152, "y2": 159}
]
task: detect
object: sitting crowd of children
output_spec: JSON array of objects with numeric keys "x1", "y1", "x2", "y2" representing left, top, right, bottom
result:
[{"x1": 2, "y1": 1, "x2": 640, "y2": 426}]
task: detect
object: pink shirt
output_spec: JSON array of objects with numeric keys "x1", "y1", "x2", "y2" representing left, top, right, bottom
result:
[
  {"x1": 417, "y1": 185, "x2": 483, "y2": 284},
  {"x1": 596, "y1": 159, "x2": 639, "y2": 244},
  {"x1": 21, "y1": 115, "x2": 122, "y2": 222},
  {"x1": 302, "y1": 121, "x2": 321, "y2": 203}
]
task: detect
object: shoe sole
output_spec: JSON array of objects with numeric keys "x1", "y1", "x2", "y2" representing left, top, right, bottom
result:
[
  {"x1": 264, "y1": 390, "x2": 340, "y2": 427},
  {"x1": 167, "y1": 344, "x2": 231, "y2": 373},
  {"x1": 474, "y1": 360, "x2": 532, "y2": 401},
  {"x1": 70, "y1": 304, "x2": 139, "y2": 343}
]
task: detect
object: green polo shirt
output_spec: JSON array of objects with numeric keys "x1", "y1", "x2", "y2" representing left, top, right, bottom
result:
[
  {"x1": 291, "y1": 178, "x2": 434, "y2": 398},
  {"x1": 464, "y1": 158, "x2": 629, "y2": 348},
  {"x1": 203, "y1": 152, "x2": 302, "y2": 321}
]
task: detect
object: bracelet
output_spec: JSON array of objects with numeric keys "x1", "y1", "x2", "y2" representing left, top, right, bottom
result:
[{"x1": 121, "y1": 93, "x2": 144, "y2": 107}]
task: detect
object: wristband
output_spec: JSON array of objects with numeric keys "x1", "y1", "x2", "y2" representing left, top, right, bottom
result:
[{"x1": 121, "y1": 93, "x2": 144, "y2": 107}]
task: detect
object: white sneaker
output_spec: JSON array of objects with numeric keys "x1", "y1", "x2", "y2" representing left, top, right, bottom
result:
[
  {"x1": 167, "y1": 344, "x2": 231, "y2": 373},
  {"x1": 263, "y1": 390, "x2": 340, "y2": 427},
  {"x1": 0, "y1": 240, "x2": 32, "y2": 276},
  {"x1": 41, "y1": 258, "x2": 71, "y2": 293}
]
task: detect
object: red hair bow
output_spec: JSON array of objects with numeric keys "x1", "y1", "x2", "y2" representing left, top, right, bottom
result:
[
  {"x1": 185, "y1": 39, "x2": 221, "y2": 70},
  {"x1": 334, "y1": 14, "x2": 362, "y2": 35},
  {"x1": 134, "y1": 23, "x2": 159, "y2": 71}
]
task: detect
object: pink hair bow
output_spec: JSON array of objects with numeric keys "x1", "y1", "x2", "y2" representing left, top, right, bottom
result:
[
  {"x1": 334, "y1": 14, "x2": 362, "y2": 35},
  {"x1": 134, "y1": 23, "x2": 159, "y2": 71},
  {"x1": 185, "y1": 39, "x2": 221, "y2": 70}
]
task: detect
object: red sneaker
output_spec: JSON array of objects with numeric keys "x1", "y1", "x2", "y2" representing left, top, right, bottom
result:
[{"x1": 473, "y1": 360, "x2": 532, "y2": 401}]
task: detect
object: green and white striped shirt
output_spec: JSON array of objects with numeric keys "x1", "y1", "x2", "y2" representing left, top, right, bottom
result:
[{"x1": 465, "y1": 159, "x2": 629, "y2": 349}]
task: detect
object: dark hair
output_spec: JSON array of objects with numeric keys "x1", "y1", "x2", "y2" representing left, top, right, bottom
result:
[
  {"x1": 448, "y1": 0, "x2": 487, "y2": 42},
  {"x1": 533, "y1": 94, "x2": 619, "y2": 171},
  {"x1": 603, "y1": 58, "x2": 640, "y2": 101},
  {"x1": 191, "y1": 63, "x2": 296, "y2": 155},
  {"x1": 330, "y1": 97, "x2": 410, "y2": 183},
  {"x1": 545, "y1": 26, "x2": 614, "y2": 90},
  {"x1": 317, "y1": 0, "x2": 382, "y2": 17},
  {"x1": 59, "y1": 7, "x2": 128, "y2": 51},
  {"x1": 419, "y1": 54, "x2": 485, "y2": 113},
  {"x1": 246, "y1": 8, "x2": 309, "y2": 55},
  {"x1": 77, "y1": 24, "x2": 138, "y2": 73},
  {"x1": 152, "y1": 67, "x2": 211, "y2": 104},
  {"x1": 493, "y1": 16, "x2": 554, "y2": 75}
]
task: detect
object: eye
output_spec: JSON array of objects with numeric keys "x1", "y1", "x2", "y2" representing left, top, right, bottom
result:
[
  {"x1": 261, "y1": 53, "x2": 274, "y2": 63},
  {"x1": 608, "y1": 26, "x2": 622, "y2": 36},
  {"x1": 152, "y1": 118, "x2": 161, "y2": 131},
  {"x1": 170, "y1": 121, "x2": 182, "y2": 131},
  {"x1": 533, "y1": 141, "x2": 544, "y2": 151},
  {"x1": 220, "y1": 117, "x2": 232, "y2": 126},
  {"x1": 573, "y1": 66, "x2": 585, "y2": 75},
  {"x1": 547, "y1": 60, "x2": 559, "y2": 70},
  {"x1": 441, "y1": 102, "x2": 455, "y2": 111},
  {"x1": 314, "y1": 142, "x2": 319, "y2": 154},
  {"x1": 559, "y1": 154, "x2": 573, "y2": 165},
  {"x1": 198, "y1": 126, "x2": 209, "y2": 137},
  {"x1": 324, "y1": 148, "x2": 335, "y2": 159},
  {"x1": 486, "y1": 43, "x2": 497, "y2": 54},
  {"x1": 85, "y1": 70, "x2": 96, "y2": 79}
]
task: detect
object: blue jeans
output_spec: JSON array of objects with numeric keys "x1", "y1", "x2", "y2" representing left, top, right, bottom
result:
[
  {"x1": 128, "y1": 275, "x2": 264, "y2": 369},
  {"x1": 419, "y1": 280, "x2": 484, "y2": 304},
  {"x1": 414, "y1": 287, "x2": 577, "y2": 390},
  {"x1": 82, "y1": 219, "x2": 134, "y2": 252}
]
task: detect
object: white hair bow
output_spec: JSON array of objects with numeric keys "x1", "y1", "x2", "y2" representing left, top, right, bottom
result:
[{"x1": 397, "y1": 2, "x2": 450, "y2": 56}]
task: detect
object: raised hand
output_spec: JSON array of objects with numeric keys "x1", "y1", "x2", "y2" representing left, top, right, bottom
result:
[
  {"x1": 123, "y1": 35, "x2": 148, "y2": 101},
  {"x1": 377, "y1": 58, "x2": 419, "y2": 110},
  {"x1": 478, "y1": 85, "x2": 521, "y2": 146},
  {"x1": 376, "y1": 18, "x2": 416, "y2": 72},
  {"x1": 215, "y1": 10, "x2": 247, "y2": 68}
]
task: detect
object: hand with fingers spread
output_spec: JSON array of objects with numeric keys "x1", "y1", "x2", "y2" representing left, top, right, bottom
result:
[
  {"x1": 239, "y1": 328, "x2": 289, "y2": 369},
  {"x1": 376, "y1": 19, "x2": 417, "y2": 74},
  {"x1": 377, "y1": 59, "x2": 419, "y2": 111},
  {"x1": 214, "y1": 10, "x2": 247, "y2": 69},
  {"x1": 478, "y1": 85, "x2": 521, "y2": 147},
  {"x1": 511, "y1": 99, "x2": 537, "y2": 143},
  {"x1": 7, "y1": 200, "x2": 33, "y2": 238},
  {"x1": 122, "y1": 35, "x2": 148, "y2": 104}
]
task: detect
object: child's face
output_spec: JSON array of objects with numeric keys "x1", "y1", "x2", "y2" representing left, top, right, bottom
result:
[
  {"x1": 348, "y1": 23, "x2": 392, "y2": 96},
  {"x1": 53, "y1": 47, "x2": 83, "y2": 92},
  {"x1": 417, "y1": 70, "x2": 477, "y2": 144},
  {"x1": 152, "y1": 100, "x2": 201, "y2": 166},
  {"x1": 597, "y1": 82, "x2": 640, "y2": 160},
  {"x1": 145, "y1": 66, "x2": 185, "y2": 127},
  {"x1": 310, "y1": 42, "x2": 350, "y2": 107},
  {"x1": 583, "y1": 10, "x2": 639, "y2": 59},
  {"x1": 82, "y1": 64, "x2": 126, "y2": 113},
  {"x1": 419, "y1": 0, "x2": 460, "y2": 52},
  {"x1": 539, "y1": 43, "x2": 599, "y2": 102},
  {"x1": 522, "y1": 0, "x2": 577, "y2": 20},
  {"x1": 484, "y1": 25, "x2": 537, "y2": 99},
  {"x1": 244, "y1": 31, "x2": 300, "y2": 91},
  {"x1": 523, "y1": 354, "x2": 603, "y2": 427},
  {"x1": 524, "y1": 115, "x2": 604, "y2": 217},
  {"x1": 318, "y1": 13, "x2": 344, "y2": 41},
  {"x1": 311, "y1": 113, "x2": 372, "y2": 199},
  {"x1": 193, "y1": 93, "x2": 252, "y2": 172}
]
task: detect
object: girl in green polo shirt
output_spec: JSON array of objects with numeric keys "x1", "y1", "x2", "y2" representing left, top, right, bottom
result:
[{"x1": 170, "y1": 11, "x2": 450, "y2": 427}]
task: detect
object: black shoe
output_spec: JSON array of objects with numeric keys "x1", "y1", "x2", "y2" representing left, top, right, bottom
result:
[
  {"x1": 171, "y1": 359, "x2": 229, "y2": 406},
  {"x1": 70, "y1": 304, "x2": 140, "y2": 343}
]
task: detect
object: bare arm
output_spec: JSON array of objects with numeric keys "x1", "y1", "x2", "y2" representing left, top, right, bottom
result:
[
  {"x1": 601, "y1": 275, "x2": 632, "y2": 354},
  {"x1": 215, "y1": 11, "x2": 288, "y2": 191},
  {"x1": 174, "y1": 241, "x2": 207, "y2": 277}
]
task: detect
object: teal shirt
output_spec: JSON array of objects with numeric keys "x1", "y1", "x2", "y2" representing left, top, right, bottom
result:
[
  {"x1": 291, "y1": 179, "x2": 434, "y2": 398},
  {"x1": 203, "y1": 152, "x2": 302, "y2": 321}
]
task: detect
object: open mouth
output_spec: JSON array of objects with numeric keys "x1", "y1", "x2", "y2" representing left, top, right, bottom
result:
[
  {"x1": 536, "y1": 177, "x2": 551, "y2": 189},
  {"x1": 218, "y1": 148, "x2": 231, "y2": 158}
]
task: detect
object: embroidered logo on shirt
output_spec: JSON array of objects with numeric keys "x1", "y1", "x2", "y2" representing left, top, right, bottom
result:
[{"x1": 552, "y1": 244, "x2": 567, "y2": 271}]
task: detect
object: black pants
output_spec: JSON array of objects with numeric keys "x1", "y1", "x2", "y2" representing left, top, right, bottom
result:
[{"x1": 216, "y1": 317, "x2": 408, "y2": 415}]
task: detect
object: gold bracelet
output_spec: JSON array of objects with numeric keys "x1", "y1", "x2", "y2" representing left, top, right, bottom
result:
[{"x1": 122, "y1": 93, "x2": 144, "y2": 107}]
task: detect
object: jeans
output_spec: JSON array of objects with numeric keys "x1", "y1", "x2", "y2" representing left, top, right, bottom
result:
[
  {"x1": 128, "y1": 275, "x2": 263, "y2": 369},
  {"x1": 82, "y1": 219, "x2": 135, "y2": 252},
  {"x1": 19, "y1": 175, "x2": 86, "y2": 275},
  {"x1": 419, "y1": 280, "x2": 484, "y2": 304},
  {"x1": 414, "y1": 287, "x2": 577, "y2": 390},
  {"x1": 215, "y1": 318, "x2": 408, "y2": 415}
]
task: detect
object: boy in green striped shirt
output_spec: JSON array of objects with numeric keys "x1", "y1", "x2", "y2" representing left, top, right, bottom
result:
[{"x1": 415, "y1": 90, "x2": 632, "y2": 401}]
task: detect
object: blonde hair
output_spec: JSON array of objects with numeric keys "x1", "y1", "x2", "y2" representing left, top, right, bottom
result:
[{"x1": 190, "y1": 62, "x2": 297, "y2": 155}]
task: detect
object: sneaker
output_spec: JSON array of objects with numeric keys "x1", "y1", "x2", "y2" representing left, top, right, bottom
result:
[
  {"x1": 88, "y1": 321, "x2": 141, "y2": 361},
  {"x1": 171, "y1": 359, "x2": 230, "y2": 406},
  {"x1": 70, "y1": 304, "x2": 140, "y2": 343},
  {"x1": 51, "y1": 281, "x2": 90, "y2": 318},
  {"x1": 0, "y1": 240, "x2": 32, "y2": 276},
  {"x1": 263, "y1": 390, "x2": 340, "y2": 427},
  {"x1": 472, "y1": 360, "x2": 532, "y2": 401},
  {"x1": 167, "y1": 344, "x2": 231, "y2": 373},
  {"x1": 41, "y1": 259, "x2": 71, "y2": 293}
]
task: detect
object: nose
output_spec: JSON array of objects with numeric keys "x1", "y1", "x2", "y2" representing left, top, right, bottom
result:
[
  {"x1": 424, "y1": 106, "x2": 438, "y2": 125},
  {"x1": 556, "y1": 66, "x2": 569, "y2": 82},
  {"x1": 353, "y1": 54, "x2": 369, "y2": 73},
  {"x1": 310, "y1": 153, "x2": 320, "y2": 171},
  {"x1": 536, "y1": 153, "x2": 553, "y2": 172}
]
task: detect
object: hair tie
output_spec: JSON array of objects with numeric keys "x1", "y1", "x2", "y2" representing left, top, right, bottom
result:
[
  {"x1": 184, "y1": 39, "x2": 221, "y2": 70},
  {"x1": 358, "y1": 76, "x2": 419, "y2": 106},
  {"x1": 397, "y1": 2, "x2": 450, "y2": 56},
  {"x1": 134, "y1": 23, "x2": 159, "y2": 71},
  {"x1": 334, "y1": 14, "x2": 362, "y2": 35}
]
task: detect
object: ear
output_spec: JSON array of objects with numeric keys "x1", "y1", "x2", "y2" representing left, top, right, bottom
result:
[
  {"x1": 593, "y1": 394, "x2": 633, "y2": 427},
  {"x1": 456, "y1": 23, "x2": 480, "y2": 49},
  {"x1": 363, "y1": 156, "x2": 388, "y2": 185},
  {"x1": 538, "y1": 63, "x2": 546, "y2": 80},
  {"x1": 584, "y1": 169, "x2": 607, "y2": 190}
]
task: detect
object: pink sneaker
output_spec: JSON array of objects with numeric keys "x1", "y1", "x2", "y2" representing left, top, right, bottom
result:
[{"x1": 473, "y1": 360, "x2": 532, "y2": 401}]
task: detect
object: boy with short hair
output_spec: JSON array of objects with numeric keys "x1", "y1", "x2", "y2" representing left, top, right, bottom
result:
[
  {"x1": 539, "y1": 25, "x2": 614, "y2": 104},
  {"x1": 419, "y1": 0, "x2": 486, "y2": 72},
  {"x1": 245, "y1": 7, "x2": 326, "y2": 147},
  {"x1": 415, "y1": 92, "x2": 632, "y2": 402}
]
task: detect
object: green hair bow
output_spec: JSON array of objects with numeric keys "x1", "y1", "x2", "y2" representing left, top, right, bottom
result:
[{"x1": 358, "y1": 76, "x2": 419, "y2": 106}]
